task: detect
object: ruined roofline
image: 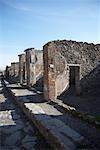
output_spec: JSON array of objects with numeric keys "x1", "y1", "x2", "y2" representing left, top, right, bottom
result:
[
  {"x1": 24, "y1": 48, "x2": 43, "y2": 54},
  {"x1": 18, "y1": 53, "x2": 25, "y2": 57},
  {"x1": 24, "y1": 48, "x2": 42, "y2": 52},
  {"x1": 44, "y1": 39, "x2": 100, "y2": 47},
  {"x1": 7, "y1": 66, "x2": 11, "y2": 68},
  {"x1": 11, "y1": 62, "x2": 19, "y2": 65},
  {"x1": 11, "y1": 62, "x2": 16, "y2": 65},
  {"x1": 5, "y1": 65, "x2": 10, "y2": 67},
  {"x1": 24, "y1": 48, "x2": 35, "y2": 52}
]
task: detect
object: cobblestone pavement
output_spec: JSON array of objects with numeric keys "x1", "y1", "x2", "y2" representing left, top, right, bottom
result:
[{"x1": 0, "y1": 80, "x2": 51, "y2": 150}]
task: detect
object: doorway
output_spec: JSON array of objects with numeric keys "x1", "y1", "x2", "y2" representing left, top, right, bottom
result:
[
  {"x1": 69, "y1": 64, "x2": 81, "y2": 95},
  {"x1": 69, "y1": 66, "x2": 76, "y2": 86}
]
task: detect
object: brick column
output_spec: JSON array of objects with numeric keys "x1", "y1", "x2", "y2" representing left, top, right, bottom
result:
[
  {"x1": 18, "y1": 54, "x2": 25, "y2": 85},
  {"x1": 24, "y1": 48, "x2": 36, "y2": 88},
  {"x1": 43, "y1": 44, "x2": 57, "y2": 101}
]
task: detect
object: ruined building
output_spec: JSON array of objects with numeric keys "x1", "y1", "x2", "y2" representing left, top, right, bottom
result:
[
  {"x1": 4, "y1": 40, "x2": 100, "y2": 101},
  {"x1": 43, "y1": 40, "x2": 100, "y2": 100}
]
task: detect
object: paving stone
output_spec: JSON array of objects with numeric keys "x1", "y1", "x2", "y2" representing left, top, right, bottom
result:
[
  {"x1": 23, "y1": 125, "x2": 35, "y2": 134},
  {"x1": 5, "y1": 146, "x2": 20, "y2": 150},
  {"x1": 40, "y1": 117, "x2": 84, "y2": 144},
  {"x1": 15, "y1": 120, "x2": 25, "y2": 126},
  {"x1": 50, "y1": 129, "x2": 76, "y2": 150},
  {"x1": 37, "y1": 103, "x2": 62, "y2": 116},
  {"x1": 0, "y1": 110, "x2": 15, "y2": 126},
  {"x1": 4, "y1": 131, "x2": 22, "y2": 146},
  {"x1": 3, "y1": 124, "x2": 23, "y2": 135},
  {"x1": 0, "y1": 146, "x2": 11, "y2": 150},
  {"x1": 77, "y1": 149, "x2": 98, "y2": 150},
  {"x1": 22, "y1": 135, "x2": 36, "y2": 143},
  {"x1": 25, "y1": 103, "x2": 45, "y2": 114},
  {"x1": 22, "y1": 141, "x2": 36, "y2": 150},
  {"x1": 95, "y1": 121, "x2": 100, "y2": 126},
  {"x1": 36, "y1": 113, "x2": 52, "y2": 122},
  {"x1": 13, "y1": 113, "x2": 21, "y2": 120},
  {"x1": 44, "y1": 118, "x2": 65, "y2": 128},
  {"x1": 58, "y1": 124, "x2": 84, "y2": 143}
]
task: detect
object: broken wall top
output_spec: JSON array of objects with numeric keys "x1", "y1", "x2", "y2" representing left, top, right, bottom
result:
[{"x1": 43, "y1": 40, "x2": 100, "y2": 77}]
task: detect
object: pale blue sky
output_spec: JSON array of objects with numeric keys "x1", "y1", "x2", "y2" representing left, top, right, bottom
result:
[{"x1": 0, "y1": 0, "x2": 100, "y2": 69}]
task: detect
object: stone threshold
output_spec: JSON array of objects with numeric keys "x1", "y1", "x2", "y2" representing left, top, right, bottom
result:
[{"x1": 3, "y1": 80, "x2": 94, "y2": 150}]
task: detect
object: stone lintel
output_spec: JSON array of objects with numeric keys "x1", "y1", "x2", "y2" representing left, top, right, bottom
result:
[{"x1": 68, "y1": 64, "x2": 81, "y2": 67}]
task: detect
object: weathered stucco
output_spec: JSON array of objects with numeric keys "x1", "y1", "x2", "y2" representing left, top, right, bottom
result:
[{"x1": 25, "y1": 48, "x2": 43, "y2": 87}]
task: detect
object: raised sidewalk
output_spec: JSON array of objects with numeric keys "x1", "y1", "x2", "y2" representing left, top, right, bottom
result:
[{"x1": 3, "y1": 80, "x2": 92, "y2": 150}]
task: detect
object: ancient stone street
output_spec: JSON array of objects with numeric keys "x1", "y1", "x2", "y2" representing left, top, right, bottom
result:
[
  {"x1": 1, "y1": 79, "x2": 99, "y2": 150},
  {"x1": 0, "y1": 80, "x2": 51, "y2": 150}
]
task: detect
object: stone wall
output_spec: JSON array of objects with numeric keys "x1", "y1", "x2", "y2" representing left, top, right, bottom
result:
[
  {"x1": 10, "y1": 62, "x2": 19, "y2": 83},
  {"x1": 11, "y1": 63, "x2": 15, "y2": 77},
  {"x1": 25, "y1": 48, "x2": 36, "y2": 87},
  {"x1": 43, "y1": 40, "x2": 100, "y2": 100},
  {"x1": 4, "y1": 66, "x2": 10, "y2": 78},
  {"x1": 14, "y1": 62, "x2": 19, "y2": 78},
  {"x1": 53, "y1": 40, "x2": 100, "y2": 77},
  {"x1": 25, "y1": 48, "x2": 43, "y2": 87}
]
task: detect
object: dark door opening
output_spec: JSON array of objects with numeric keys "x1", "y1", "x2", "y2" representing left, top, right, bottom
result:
[
  {"x1": 69, "y1": 64, "x2": 81, "y2": 95},
  {"x1": 23, "y1": 63, "x2": 25, "y2": 81},
  {"x1": 69, "y1": 66, "x2": 76, "y2": 86}
]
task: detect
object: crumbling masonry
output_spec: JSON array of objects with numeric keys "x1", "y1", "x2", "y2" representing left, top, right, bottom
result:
[
  {"x1": 43, "y1": 40, "x2": 100, "y2": 101},
  {"x1": 4, "y1": 40, "x2": 100, "y2": 101}
]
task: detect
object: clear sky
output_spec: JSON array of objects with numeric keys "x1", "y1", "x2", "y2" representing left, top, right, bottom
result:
[{"x1": 0, "y1": 0, "x2": 100, "y2": 70}]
